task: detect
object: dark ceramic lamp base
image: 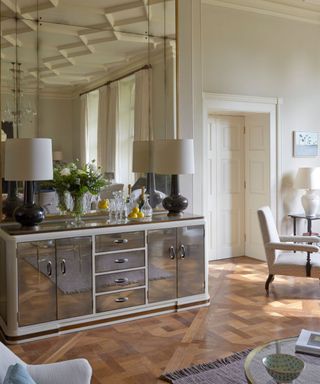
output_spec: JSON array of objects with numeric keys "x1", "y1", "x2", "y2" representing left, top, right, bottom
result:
[
  {"x1": 146, "y1": 172, "x2": 162, "y2": 208},
  {"x1": 2, "y1": 181, "x2": 23, "y2": 218},
  {"x1": 163, "y1": 175, "x2": 188, "y2": 216},
  {"x1": 15, "y1": 181, "x2": 45, "y2": 228}
]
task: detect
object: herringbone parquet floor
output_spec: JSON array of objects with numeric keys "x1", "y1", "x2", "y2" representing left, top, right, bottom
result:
[{"x1": 9, "y1": 257, "x2": 320, "y2": 383}]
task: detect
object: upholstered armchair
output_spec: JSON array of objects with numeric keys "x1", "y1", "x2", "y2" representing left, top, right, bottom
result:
[
  {"x1": 0, "y1": 342, "x2": 92, "y2": 384},
  {"x1": 257, "y1": 206, "x2": 320, "y2": 293}
]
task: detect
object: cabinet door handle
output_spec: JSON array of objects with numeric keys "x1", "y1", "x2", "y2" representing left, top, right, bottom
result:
[
  {"x1": 115, "y1": 297, "x2": 129, "y2": 303},
  {"x1": 61, "y1": 259, "x2": 66, "y2": 275},
  {"x1": 114, "y1": 277, "x2": 129, "y2": 284},
  {"x1": 113, "y1": 239, "x2": 128, "y2": 244},
  {"x1": 169, "y1": 245, "x2": 176, "y2": 260},
  {"x1": 47, "y1": 261, "x2": 52, "y2": 276},
  {"x1": 114, "y1": 258, "x2": 129, "y2": 264},
  {"x1": 180, "y1": 244, "x2": 186, "y2": 259}
]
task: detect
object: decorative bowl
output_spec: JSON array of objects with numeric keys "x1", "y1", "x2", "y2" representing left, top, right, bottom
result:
[{"x1": 262, "y1": 353, "x2": 304, "y2": 383}]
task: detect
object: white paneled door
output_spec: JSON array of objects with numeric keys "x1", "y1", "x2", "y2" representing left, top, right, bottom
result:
[
  {"x1": 208, "y1": 115, "x2": 245, "y2": 260},
  {"x1": 244, "y1": 114, "x2": 270, "y2": 260},
  {"x1": 207, "y1": 114, "x2": 270, "y2": 261}
]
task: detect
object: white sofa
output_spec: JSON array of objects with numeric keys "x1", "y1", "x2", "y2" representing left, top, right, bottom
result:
[{"x1": 0, "y1": 342, "x2": 92, "y2": 384}]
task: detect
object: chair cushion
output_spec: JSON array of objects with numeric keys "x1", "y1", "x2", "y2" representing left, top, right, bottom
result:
[
  {"x1": 3, "y1": 363, "x2": 37, "y2": 384},
  {"x1": 0, "y1": 343, "x2": 25, "y2": 383},
  {"x1": 275, "y1": 252, "x2": 320, "y2": 267},
  {"x1": 271, "y1": 252, "x2": 320, "y2": 277}
]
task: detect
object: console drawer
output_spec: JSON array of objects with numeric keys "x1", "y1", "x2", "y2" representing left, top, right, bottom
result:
[
  {"x1": 96, "y1": 288, "x2": 145, "y2": 312},
  {"x1": 96, "y1": 269, "x2": 145, "y2": 293},
  {"x1": 95, "y1": 250, "x2": 145, "y2": 273},
  {"x1": 95, "y1": 231, "x2": 145, "y2": 253}
]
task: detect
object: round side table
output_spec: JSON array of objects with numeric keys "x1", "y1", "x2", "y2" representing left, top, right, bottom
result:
[{"x1": 244, "y1": 337, "x2": 320, "y2": 383}]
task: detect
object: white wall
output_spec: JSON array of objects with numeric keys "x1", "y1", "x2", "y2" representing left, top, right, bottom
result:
[
  {"x1": 39, "y1": 97, "x2": 74, "y2": 163},
  {"x1": 199, "y1": 3, "x2": 320, "y2": 231}
]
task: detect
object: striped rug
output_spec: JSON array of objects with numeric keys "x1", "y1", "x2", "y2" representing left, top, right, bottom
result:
[{"x1": 160, "y1": 349, "x2": 251, "y2": 384}]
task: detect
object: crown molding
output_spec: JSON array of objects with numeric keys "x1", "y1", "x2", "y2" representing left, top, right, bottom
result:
[{"x1": 202, "y1": 0, "x2": 320, "y2": 25}]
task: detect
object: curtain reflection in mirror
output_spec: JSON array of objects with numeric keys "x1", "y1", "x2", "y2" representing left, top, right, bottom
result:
[{"x1": 80, "y1": 67, "x2": 152, "y2": 189}]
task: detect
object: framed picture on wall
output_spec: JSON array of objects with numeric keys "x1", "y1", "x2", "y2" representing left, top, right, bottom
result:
[{"x1": 293, "y1": 131, "x2": 319, "y2": 157}]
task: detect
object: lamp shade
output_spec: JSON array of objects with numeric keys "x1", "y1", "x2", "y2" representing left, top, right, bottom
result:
[
  {"x1": 132, "y1": 140, "x2": 153, "y2": 173},
  {"x1": 294, "y1": 167, "x2": 320, "y2": 190},
  {"x1": 53, "y1": 150, "x2": 63, "y2": 161},
  {"x1": 4, "y1": 138, "x2": 53, "y2": 181},
  {"x1": 153, "y1": 139, "x2": 195, "y2": 175}
]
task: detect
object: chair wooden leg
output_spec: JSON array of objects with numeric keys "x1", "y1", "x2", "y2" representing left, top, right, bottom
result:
[
  {"x1": 306, "y1": 253, "x2": 311, "y2": 277},
  {"x1": 265, "y1": 274, "x2": 274, "y2": 294}
]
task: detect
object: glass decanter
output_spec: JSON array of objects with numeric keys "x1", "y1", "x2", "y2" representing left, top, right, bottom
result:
[{"x1": 141, "y1": 195, "x2": 153, "y2": 217}]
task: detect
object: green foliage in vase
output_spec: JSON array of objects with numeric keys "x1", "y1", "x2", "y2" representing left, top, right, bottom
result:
[{"x1": 52, "y1": 160, "x2": 107, "y2": 197}]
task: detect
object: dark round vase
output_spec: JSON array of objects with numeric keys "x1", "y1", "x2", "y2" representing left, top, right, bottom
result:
[
  {"x1": 14, "y1": 204, "x2": 45, "y2": 228},
  {"x1": 162, "y1": 194, "x2": 188, "y2": 216},
  {"x1": 2, "y1": 196, "x2": 23, "y2": 218}
]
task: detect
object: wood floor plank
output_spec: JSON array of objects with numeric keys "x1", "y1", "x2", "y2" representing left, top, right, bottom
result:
[{"x1": 9, "y1": 256, "x2": 320, "y2": 382}]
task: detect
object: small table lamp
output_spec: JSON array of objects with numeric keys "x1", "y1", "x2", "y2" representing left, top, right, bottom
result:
[
  {"x1": 132, "y1": 140, "x2": 162, "y2": 208},
  {"x1": 53, "y1": 150, "x2": 63, "y2": 162},
  {"x1": 294, "y1": 167, "x2": 320, "y2": 217},
  {"x1": 153, "y1": 139, "x2": 195, "y2": 216},
  {"x1": 4, "y1": 138, "x2": 53, "y2": 228}
]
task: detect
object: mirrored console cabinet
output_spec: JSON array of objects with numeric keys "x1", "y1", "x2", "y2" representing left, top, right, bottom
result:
[{"x1": 0, "y1": 214, "x2": 209, "y2": 343}]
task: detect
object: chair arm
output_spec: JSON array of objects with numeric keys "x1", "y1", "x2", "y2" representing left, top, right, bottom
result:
[
  {"x1": 27, "y1": 359, "x2": 92, "y2": 384},
  {"x1": 266, "y1": 242, "x2": 319, "y2": 253},
  {"x1": 280, "y1": 235, "x2": 320, "y2": 243}
]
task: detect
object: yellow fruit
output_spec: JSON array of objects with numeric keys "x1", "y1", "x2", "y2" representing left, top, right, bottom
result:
[
  {"x1": 128, "y1": 212, "x2": 138, "y2": 219},
  {"x1": 132, "y1": 207, "x2": 139, "y2": 214},
  {"x1": 137, "y1": 211, "x2": 144, "y2": 218},
  {"x1": 98, "y1": 199, "x2": 108, "y2": 209}
]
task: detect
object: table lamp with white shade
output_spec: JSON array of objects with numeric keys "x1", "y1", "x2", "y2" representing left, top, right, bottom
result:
[
  {"x1": 294, "y1": 167, "x2": 320, "y2": 217},
  {"x1": 132, "y1": 140, "x2": 162, "y2": 208},
  {"x1": 153, "y1": 139, "x2": 195, "y2": 216},
  {"x1": 53, "y1": 150, "x2": 63, "y2": 162},
  {"x1": 4, "y1": 138, "x2": 53, "y2": 227}
]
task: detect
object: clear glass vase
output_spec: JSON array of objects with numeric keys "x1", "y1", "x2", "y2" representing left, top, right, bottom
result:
[
  {"x1": 70, "y1": 193, "x2": 85, "y2": 226},
  {"x1": 57, "y1": 190, "x2": 67, "y2": 215}
]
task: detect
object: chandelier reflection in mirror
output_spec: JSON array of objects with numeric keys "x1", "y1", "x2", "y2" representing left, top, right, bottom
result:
[{"x1": 1, "y1": 62, "x2": 37, "y2": 132}]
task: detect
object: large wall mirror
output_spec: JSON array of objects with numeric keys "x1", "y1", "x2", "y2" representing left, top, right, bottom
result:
[{"x1": 0, "y1": 0, "x2": 176, "y2": 218}]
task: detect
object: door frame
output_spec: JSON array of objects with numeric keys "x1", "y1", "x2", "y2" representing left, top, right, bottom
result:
[{"x1": 199, "y1": 93, "x2": 282, "y2": 260}]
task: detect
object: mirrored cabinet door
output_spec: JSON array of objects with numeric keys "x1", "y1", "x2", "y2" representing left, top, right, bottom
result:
[
  {"x1": 17, "y1": 241, "x2": 57, "y2": 326},
  {"x1": 148, "y1": 228, "x2": 177, "y2": 303},
  {"x1": 177, "y1": 225, "x2": 205, "y2": 298},
  {"x1": 56, "y1": 237, "x2": 93, "y2": 320}
]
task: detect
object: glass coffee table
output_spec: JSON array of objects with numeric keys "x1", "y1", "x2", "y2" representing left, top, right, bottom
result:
[{"x1": 244, "y1": 337, "x2": 320, "y2": 383}]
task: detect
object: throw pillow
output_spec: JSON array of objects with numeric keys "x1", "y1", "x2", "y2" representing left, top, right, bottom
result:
[{"x1": 3, "y1": 363, "x2": 37, "y2": 384}]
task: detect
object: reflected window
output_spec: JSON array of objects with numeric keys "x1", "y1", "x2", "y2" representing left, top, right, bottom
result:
[
  {"x1": 86, "y1": 90, "x2": 99, "y2": 163},
  {"x1": 84, "y1": 78, "x2": 135, "y2": 187},
  {"x1": 117, "y1": 77, "x2": 135, "y2": 186}
]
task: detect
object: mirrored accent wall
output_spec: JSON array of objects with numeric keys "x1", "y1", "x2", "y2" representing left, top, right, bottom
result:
[{"x1": 0, "y1": 0, "x2": 176, "y2": 215}]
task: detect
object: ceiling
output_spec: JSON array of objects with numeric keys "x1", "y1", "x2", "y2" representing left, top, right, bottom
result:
[
  {"x1": 203, "y1": 0, "x2": 320, "y2": 22},
  {"x1": 0, "y1": 0, "x2": 175, "y2": 92}
]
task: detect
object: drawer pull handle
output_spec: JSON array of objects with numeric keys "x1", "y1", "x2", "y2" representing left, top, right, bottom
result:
[
  {"x1": 115, "y1": 297, "x2": 129, "y2": 303},
  {"x1": 114, "y1": 278, "x2": 129, "y2": 284},
  {"x1": 169, "y1": 245, "x2": 176, "y2": 260},
  {"x1": 180, "y1": 244, "x2": 186, "y2": 259},
  {"x1": 114, "y1": 258, "x2": 129, "y2": 264},
  {"x1": 114, "y1": 239, "x2": 128, "y2": 244},
  {"x1": 47, "y1": 261, "x2": 52, "y2": 276},
  {"x1": 61, "y1": 259, "x2": 66, "y2": 275}
]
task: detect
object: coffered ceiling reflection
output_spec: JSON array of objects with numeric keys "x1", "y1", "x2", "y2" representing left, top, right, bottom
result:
[{"x1": 1, "y1": 0, "x2": 175, "y2": 92}]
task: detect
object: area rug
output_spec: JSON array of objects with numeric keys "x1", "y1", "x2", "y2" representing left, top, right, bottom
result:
[{"x1": 160, "y1": 349, "x2": 252, "y2": 384}]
